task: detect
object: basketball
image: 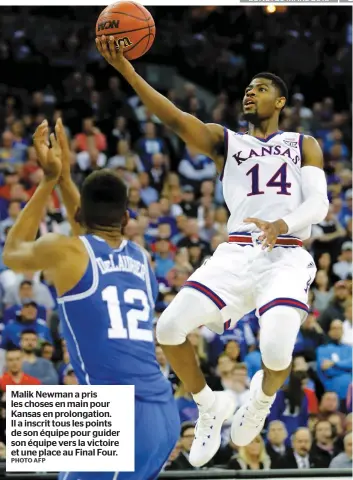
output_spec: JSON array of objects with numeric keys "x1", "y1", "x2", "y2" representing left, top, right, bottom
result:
[{"x1": 96, "y1": 1, "x2": 155, "y2": 61}]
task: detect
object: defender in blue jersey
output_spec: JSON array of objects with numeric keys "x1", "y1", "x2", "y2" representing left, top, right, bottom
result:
[{"x1": 3, "y1": 120, "x2": 180, "y2": 480}]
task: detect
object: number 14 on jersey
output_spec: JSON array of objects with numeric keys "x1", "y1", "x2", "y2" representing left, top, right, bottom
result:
[{"x1": 247, "y1": 163, "x2": 292, "y2": 196}]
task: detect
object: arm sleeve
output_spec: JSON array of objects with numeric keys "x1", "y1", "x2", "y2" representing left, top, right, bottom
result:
[{"x1": 282, "y1": 166, "x2": 329, "y2": 234}]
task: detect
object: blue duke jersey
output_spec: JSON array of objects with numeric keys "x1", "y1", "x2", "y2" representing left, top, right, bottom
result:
[{"x1": 57, "y1": 235, "x2": 172, "y2": 403}]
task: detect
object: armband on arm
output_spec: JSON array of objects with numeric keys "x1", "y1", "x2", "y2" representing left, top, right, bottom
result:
[{"x1": 282, "y1": 166, "x2": 329, "y2": 234}]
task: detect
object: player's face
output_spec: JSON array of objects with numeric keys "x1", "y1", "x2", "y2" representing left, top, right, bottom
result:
[{"x1": 243, "y1": 78, "x2": 284, "y2": 124}]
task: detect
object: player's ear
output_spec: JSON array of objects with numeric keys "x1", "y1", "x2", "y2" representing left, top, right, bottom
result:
[
  {"x1": 74, "y1": 207, "x2": 83, "y2": 226},
  {"x1": 277, "y1": 97, "x2": 286, "y2": 110},
  {"x1": 121, "y1": 210, "x2": 130, "y2": 229}
]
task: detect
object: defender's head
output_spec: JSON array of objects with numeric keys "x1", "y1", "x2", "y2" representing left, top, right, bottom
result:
[
  {"x1": 76, "y1": 169, "x2": 129, "y2": 232},
  {"x1": 243, "y1": 72, "x2": 287, "y2": 125}
]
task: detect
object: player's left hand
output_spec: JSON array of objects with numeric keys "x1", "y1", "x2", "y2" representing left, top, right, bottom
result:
[
  {"x1": 33, "y1": 120, "x2": 62, "y2": 181},
  {"x1": 55, "y1": 118, "x2": 71, "y2": 180},
  {"x1": 244, "y1": 217, "x2": 288, "y2": 252}
]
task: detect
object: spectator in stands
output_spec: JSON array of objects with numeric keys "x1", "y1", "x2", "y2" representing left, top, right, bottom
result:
[
  {"x1": 333, "y1": 241, "x2": 352, "y2": 280},
  {"x1": 174, "y1": 384, "x2": 198, "y2": 424},
  {"x1": 274, "y1": 428, "x2": 317, "y2": 469},
  {"x1": 0, "y1": 200, "x2": 21, "y2": 243},
  {"x1": 267, "y1": 370, "x2": 309, "y2": 438},
  {"x1": 0, "y1": 347, "x2": 40, "y2": 390},
  {"x1": 266, "y1": 420, "x2": 291, "y2": 466},
  {"x1": 3, "y1": 279, "x2": 47, "y2": 323},
  {"x1": 345, "y1": 413, "x2": 352, "y2": 432},
  {"x1": 154, "y1": 235, "x2": 175, "y2": 280},
  {"x1": 178, "y1": 146, "x2": 216, "y2": 193},
  {"x1": 155, "y1": 344, "x2": 178, "y2": 392},
  {"x1": 319, "y1": 280, "x2": 351, "y2": 332},
  {"x1": 62, "y1": 365, "x2": 78, "y2": 385},
  {"x1": 73, "y1": 117, "x2": 107, "y2": 153},
  {"x1": 167, "y1": 422, "x2": 196, "y2": 470},
  {"x1": 20, "y1": 330, "x2": 58, "y2": 385},
  {"x1": 318, "y1": 392, "x2": 345, "y2": 423},
  {"x1": 163, "y1": 441, "x2": 182, "y2": 471},
  {"x1": 227, "y1": 435, "x2": 271, "y2": 470},
  {"x1": 316, "y1": 319, "x2": 352, "y2": 406},
  {"x1": 294, "y1": 310, "x2": 327, "y2": 361},
  {"x1": 244, "y1": 341, "x2": 261, "y2": 380},
  {"x1": 342, "y1": 302, "x2": 353, "y2": 345},
  {"x1": 3, "y1": 273, "x2": 54, "y2": 313},
  {"x1": 136, "y1": 121, "x2": 168, "y2": 171},
  {"x1": 329, "y1": 432, "x2": 352, "y2": 469},
  {"x1": 312, "y1": 270, "x2": 334, "y2": 313},
  {"x1": 41, "y1": 341, "x2": 54, "y2": 361},
  {"x1": 210, "y1": 354, "x2": 236, "y2": 391},
  {"x1": 311, "y1": 420, "x2": 342, "y2": 468},
  {"x1": 292, "y1": 356, "x2": 320, "y2": 414},
  {"x1": 0, "y1": 300, "x2": 52, "y2": 349}
]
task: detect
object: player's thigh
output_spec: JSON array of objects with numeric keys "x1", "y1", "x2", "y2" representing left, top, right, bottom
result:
[
  {"x1": 157, "y1": 243, "x2": 254, "y2": 343},
  {"x1": 255, "y1": 247, "x2": 316, "y2": 321},
  {"x1": 119, "y1": 397, "x2": 180, "y2": 480}
]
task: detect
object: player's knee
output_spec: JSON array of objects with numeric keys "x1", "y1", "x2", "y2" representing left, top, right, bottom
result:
[
  {"x1": 260, "y1": 306, "x2": 301, "y2": 371},
  {"x1": 156, "y1": 307, "x2": 187, "y2": 346},
  {"x1": 261, "y1": 341, "x2": 292, "y2": 371}
]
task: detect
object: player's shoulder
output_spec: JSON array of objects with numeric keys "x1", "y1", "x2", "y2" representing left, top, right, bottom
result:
[
  {"x1": 36, "y1": 233, "x2": 81, "y2": 250},
  {"x1": 34, "y1": 234, "x2": 87, "y2": 267},
  {"x1": 128, "y1": 240, "x2": 152, "y2": 265},
  {"x1": 126, "y1": 240, "x2": 148, "y2": 258}
]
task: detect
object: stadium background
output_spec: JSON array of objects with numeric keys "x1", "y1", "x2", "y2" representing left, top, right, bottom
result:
[{"x1": 0, "y1": 4, "x2": 351, "y2": 478}]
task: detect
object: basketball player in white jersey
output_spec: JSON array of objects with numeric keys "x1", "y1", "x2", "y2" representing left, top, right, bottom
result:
[{"x1": 97, "y1": 36, "x2": 329, "y2": 467}]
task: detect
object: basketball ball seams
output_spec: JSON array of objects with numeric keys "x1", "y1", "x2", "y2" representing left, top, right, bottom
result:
[
  {"x1": 96, "y1": 25, "x2": 151, "y2": 36},
  {"x1": 129, "y1": 1, "x2": 149, "y2": 21},
  {"x1": 104, "y1": 10, "x2": 150, "y2": 21},
  {"x1": 145, "y1": 34, "x2": 155, "y2": 55},
  {"x1": 126, "y1": 33, "x2": 151, "y2": 52}
]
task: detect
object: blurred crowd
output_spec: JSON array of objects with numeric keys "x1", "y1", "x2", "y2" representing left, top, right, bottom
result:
[{"x1": 0, "y1": 4, "x2": 351, "y2": 473}]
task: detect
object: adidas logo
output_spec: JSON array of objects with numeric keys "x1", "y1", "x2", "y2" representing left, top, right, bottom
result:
[{"x1": 307, "y1": 262, "x2": 315, "y2": 268}]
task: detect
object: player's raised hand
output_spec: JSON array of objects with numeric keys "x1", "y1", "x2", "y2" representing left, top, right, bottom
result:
[
  {"x1": 33, "y1": 120, "x2": 49, "y2": 169},
  {"x1": 46, "y1": 130, "x2": 62, "y2": 181},
  {"x1": 55, "y1": 118, "x2": 71, "y2": 180},
  {"x1": 244, "y1": 217, "x2": 288, "y2": 252},
  {"x1": 95, "y1": 35, "x2": 133, "y2": 76},
  {"x1": 33, "y1": 120, "x2": 62, "y2": 182}
]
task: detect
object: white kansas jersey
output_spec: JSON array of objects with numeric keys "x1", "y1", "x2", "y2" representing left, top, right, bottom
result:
[{"x1": 221, "y1": 129, "x2": 310, "y2": 240}]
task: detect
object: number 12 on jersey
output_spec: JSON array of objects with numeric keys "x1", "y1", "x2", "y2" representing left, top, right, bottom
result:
[
  {"x1": 246, "y1": 163, "x2": 291, "y2": 196},
  {"x1": 102, "y1": 285, "x2": 153, "y2": 342}
]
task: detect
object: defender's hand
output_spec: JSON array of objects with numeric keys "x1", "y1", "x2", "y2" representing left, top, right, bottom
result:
[
  {"x1": 55, "y1": 118, "x2": 71, "y2": 180},
  {"x1": 95, "y1": 35, "x2": 133, "y2": 77},
  {"x1": 33, "y1": 120, "x2": 62, "y2": 181},
  {"x1": 244, "y1": 217, "x2": 288, "y2": 252}
]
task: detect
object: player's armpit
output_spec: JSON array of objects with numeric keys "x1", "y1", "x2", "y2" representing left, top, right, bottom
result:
[
  {"x1": 301, "y1": 135, "x2": 324, "y2": 169},
  {"x1": 3, "y1": 233, "x2": 78, "y2": 273}
]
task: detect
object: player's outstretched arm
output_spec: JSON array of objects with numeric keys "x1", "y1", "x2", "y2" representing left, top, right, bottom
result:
[
  {"x1": 56, "y1": 119, "x2": 84, "y2": 236},
  {"x1": 96, "y1": 36, "x2": 224, "y2": 171},
  {"x1": 3, "y1": 121, "x2": 78, "y2": 273}
]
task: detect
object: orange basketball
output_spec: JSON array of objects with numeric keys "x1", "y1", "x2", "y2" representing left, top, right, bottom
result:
[{"x1": 96, "y1": 1, "x2": 155, "y2": 61}]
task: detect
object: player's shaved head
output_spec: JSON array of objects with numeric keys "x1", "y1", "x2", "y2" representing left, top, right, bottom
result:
[{"x1": 77, "y1": 169, "x2": 128, "y2": 231}]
